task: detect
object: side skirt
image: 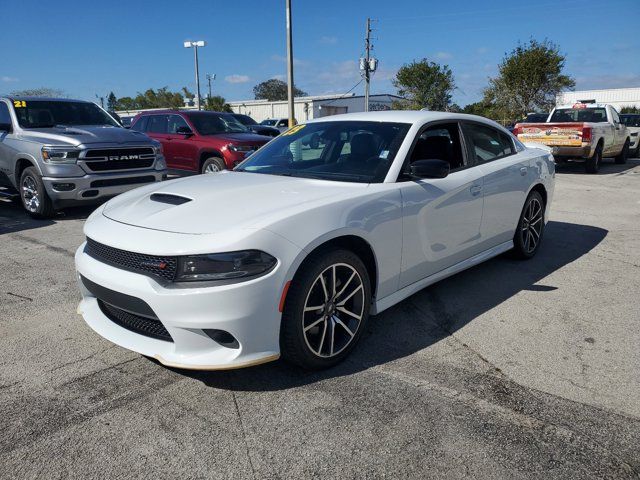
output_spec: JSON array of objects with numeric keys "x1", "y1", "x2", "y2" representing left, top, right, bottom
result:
[{"x1": 372, "y1": 240, "x2": 514, "y2": 315}]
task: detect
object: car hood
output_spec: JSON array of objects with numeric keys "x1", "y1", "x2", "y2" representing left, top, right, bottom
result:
[
  {"x1": 203, "y1": 132, "x2": 271, "y2": 144},
  {"x1": 102, "y1": 171, "x2": 367, "y2": 234},
  {"x1": 20, "y1": 126, "x2": 152, "y2": 147}
]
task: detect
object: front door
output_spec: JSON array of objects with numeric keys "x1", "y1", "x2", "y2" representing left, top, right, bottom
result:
[
  {"x1": 398, "y1": 122, "x2": 484, "y2": 288},
  {"x1": 166, "y1": 114, "x2": 199, "y2": 171}
]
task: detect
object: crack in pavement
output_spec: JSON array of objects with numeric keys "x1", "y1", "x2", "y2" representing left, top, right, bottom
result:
[{"x1": 9, "y1": 233, "x2": 75, "y2": 258}]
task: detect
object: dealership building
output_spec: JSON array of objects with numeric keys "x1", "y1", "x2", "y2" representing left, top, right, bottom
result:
[
  {"x1": 228, "y1": 93, "x2": 401, "y2": 123},
  {"x1": 557, "y1": 87, "x2": 640, "y2": 110}
]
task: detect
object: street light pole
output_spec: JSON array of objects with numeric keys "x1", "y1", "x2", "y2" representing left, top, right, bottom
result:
[
  {"x1": 184, "y1": 41, "x2": 206, "y2": 110},
  {"x1": 285, "y1": 0, "x2": 295, "y2": 128}
]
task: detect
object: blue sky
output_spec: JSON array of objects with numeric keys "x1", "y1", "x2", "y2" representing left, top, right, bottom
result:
[{"x1": 1, "y1": 0, "x2": 638, "y2": 106}]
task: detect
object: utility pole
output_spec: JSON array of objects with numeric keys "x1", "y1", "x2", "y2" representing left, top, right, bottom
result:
[
  {"x1": 206, "y1": 73, "x2": 216, "y2": 100},
  {"x1": 359, "y1": 18, "x2": 377, "y2": 112},
  {"x1": 285, "y1": 0, "x2": 295, "y2": 128},
  {"x1": 364, "y1": 18, "x2": 371, "y2": 112}
]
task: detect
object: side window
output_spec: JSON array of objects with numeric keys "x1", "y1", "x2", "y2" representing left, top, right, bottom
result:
[
  {"x1": 131, "y1": 116, "x2": 148, "y2": 132},
  {"x1": 278, "y1": 119, "x2": 288, "y2": 128},
  {"x1": 610, "y1": 108, "x2": 620, "y2": 124},
  {"x1": 0, "y1": 102, "x2": 11, "y2": 125},
  {"x1": 462, "y1": 123, "x2": 514, "y2": 163},
  {"x1": 147, "y1": 115, "x2": 168, "y2": 134},
  {"x1": 167, "y1": 115, "x2": 189, "y2": 134},
  {"x1": 410, "y1": 122, "x2": 466, "y2": 171}
]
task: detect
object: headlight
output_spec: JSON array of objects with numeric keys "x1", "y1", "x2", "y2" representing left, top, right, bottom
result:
[
  {"x1": 175, "y1": 250, "x2": 277, "y2": 282},
  {"x1": 228, "y1": 144, "x2": 255, "y2": 152},
  {"x1": 41, "y1": 146, "x2": 80, "y2": 164},
  {"x1": 152, "y1": 142, "x2": 163, "y2": 155}
]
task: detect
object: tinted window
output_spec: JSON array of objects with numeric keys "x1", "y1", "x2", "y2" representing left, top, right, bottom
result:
[
  {"x1": 260, "y1": 119, "x2": 277, "y2": 126},
  {"x1": 278, "y1": 120, "x2": 288, "y2": 127},
  {"x1": 410, "y1": 123, "x2": 466, "y2": 171},
  {"x1": 130, "y1": 116, "x2": 148, "y2": 132},
  {"x1": 463, "y1": 123, "x2": 514, "y2": 163},
  {"x1": 147, "y1": 115, "x2": 168, "y2": 134},
  {"x1": 237, "y1": 121, "x2": 410, "y2": 183},
  {"x1": 186, "y1": 112, "x2": 248, "y2": 135},
  {"x1": 168, "y1": 115, "x2": 190, "y2": 134},
  {"x1": 524, "y1": 113, "x2": 548, "y2": 123},
  {"x1": 12, "y1": 100, "x2": 119, "y2": 128},
  {"x1": 0, "y1": 102, "x2": 11, "y2": 124},
  {"x1": 549, "y1": 108, "x2": 607, "y2": 123},
  {"x1": 621, "y1": 115, "x2": 640, "y2": 127},
  {"x1": 234, "y1": 114, "x2": 257, "y2": 126}
]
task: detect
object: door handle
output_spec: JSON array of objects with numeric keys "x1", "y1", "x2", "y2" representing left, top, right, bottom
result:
[
  {"x1": 520, "y1": 167, "x2": 527, "y2": 176},
  {"x1": 470, "y1": 185, "x2": 482, "y2": 196}
]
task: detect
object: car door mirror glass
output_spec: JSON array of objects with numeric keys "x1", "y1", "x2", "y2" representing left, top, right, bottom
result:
[{"x1": 410, "y1": 159, "x2": 450, "y2": 179}]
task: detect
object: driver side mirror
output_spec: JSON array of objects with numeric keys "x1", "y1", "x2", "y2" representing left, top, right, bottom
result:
[
  {"x1": 176, "y1": 125, "x2": 194, "y2": 136},
  {"x1": 409, "y1": 159, "x2": 450, "y2": 179},
  {"x1": 0, "y1": 122, "x2": 12, "y2": 133}
]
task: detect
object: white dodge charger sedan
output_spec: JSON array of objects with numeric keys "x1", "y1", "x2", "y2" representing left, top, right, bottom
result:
[{"x1": 75, "y1": 111, "x2": 555, "y2": 370}]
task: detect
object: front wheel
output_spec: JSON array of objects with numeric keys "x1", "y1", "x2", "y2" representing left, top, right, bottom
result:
[
  {"x1": 280, "y1": 249, "x2": 371, "y2": 369},
  {"x1": 512, "y1": 191, "x2": 545, "y2": 260},
  {"x1": 615, "y1": 139, "x2": 629, "y2": 164},
  {"x1": 20, "y1": 166, "x2": 55, "y2": 218},
  {"x1": 201, "y1": 157, "x2": 226, "y2": 174}
]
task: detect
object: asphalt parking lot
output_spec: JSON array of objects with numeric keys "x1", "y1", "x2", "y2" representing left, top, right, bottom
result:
[{"x1": 1, "y1": 158, "x2": 639, "y2": 479}]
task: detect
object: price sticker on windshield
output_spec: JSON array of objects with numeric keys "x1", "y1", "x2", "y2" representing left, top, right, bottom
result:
[
  {"x1": 282, "y1": 124, "x2": 306, "y2": 136},
  {"x1": 13, "y1": 100, "x2": 26, "y2": 108}
]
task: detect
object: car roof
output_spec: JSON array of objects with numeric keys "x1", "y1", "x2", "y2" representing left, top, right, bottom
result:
[
  {"x1": 137, "y1": 110, "x2": 231, "y2": 116},
  {"x1": 305, "y1": 110, "x2": 506, "y2": 128},
  {"x1": 3, "y1": 96, "x2": 90, "y2": 103}
]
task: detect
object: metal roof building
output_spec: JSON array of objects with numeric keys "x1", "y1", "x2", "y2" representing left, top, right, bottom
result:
[
  {"x1": 228, "y1": 93, "x2": 402, "y2": 123},
  {"x1": 557, "y1": 87, "x2": 640, "y2": 110}
]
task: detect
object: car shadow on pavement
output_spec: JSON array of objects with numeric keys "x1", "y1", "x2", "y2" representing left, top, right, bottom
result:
[
  {"x1": 0, "y1": 199, "x2": 97, "y2": 235},
  {"x1": 555, "y1": 157, "x2": 639, "y2": 175},
  {"x1": 169, "y1": 220, "x2": 608, "y2": 391}
]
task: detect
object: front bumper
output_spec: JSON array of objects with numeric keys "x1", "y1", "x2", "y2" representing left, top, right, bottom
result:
[
  {"x1": 75, "y1": 243, "x2": 284, "y2": 370},
  {"x1": 43, "y1": 169, "x2": 167, "y2": 208}
]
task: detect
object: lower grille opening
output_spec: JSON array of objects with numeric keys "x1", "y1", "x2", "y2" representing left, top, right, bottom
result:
[
  {"x1": 98, "y1": 300, "x2": 173, "y2": 342},
  {"x1": 203, "y1": 329, "x2": 239, "y2": 349}
]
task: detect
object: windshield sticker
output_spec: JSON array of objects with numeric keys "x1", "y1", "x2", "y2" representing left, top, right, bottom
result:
[
  {"x1": 13, "y1": 100, "x2": 26, "y2": 108},
  {"x1": 282, "y1": 124, "x2": 306, "y2": 136}
]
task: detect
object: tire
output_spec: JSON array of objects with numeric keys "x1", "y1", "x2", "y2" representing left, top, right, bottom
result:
[
  {"x1": 615, "y1": 139, "x2": 630, "y2": 164},
  {"x1": 280, "y1": 249, "x2": 371, "y2": 369},
  {"x1": 19, "y1": 166, "x2": 55, "y2": 218},
  {"x1": 201, "y1": 157, "x2": 226, "y2": 174},
  {"x1": 585, "y1": 143, "x2": 602, "y2": 174},
  {"x1": 512, "y1": 190, "x2": 545, "y2": 260}
]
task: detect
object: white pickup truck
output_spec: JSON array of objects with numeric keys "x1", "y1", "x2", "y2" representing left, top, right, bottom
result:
[{"x1": 513, "y1": 103, "x2": 631, "y2": 173}]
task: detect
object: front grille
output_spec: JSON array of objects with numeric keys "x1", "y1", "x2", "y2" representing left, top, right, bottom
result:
[
  {"x1": 90, "y1": 175, "x2": 156, "y2": 188},
  {"x1": 83, "y1": 147, "x2": 155, "y2": 172},
  {"x1": 98, "y1": 300, "x2": 173, "y2": 342},
  {"x1": 85, "y1": 238, "x2": 178, "y2": 281}
]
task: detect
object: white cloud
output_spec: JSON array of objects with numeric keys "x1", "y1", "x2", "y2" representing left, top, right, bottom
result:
[
  {"x1": 319, "y1": 36, "x2": 338, "y2": 45},
  {"x1": 225, "y1": 74, "x2": 250, "y2": 84},
  {"x1": 1, "y1": 76, "x2": 18, "y2": 82},
  {"x1": 435, "y1": 51, "x2": 453, "y2": 60}
]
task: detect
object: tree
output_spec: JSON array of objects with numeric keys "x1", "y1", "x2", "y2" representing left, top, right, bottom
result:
[
  {"x1": 204, "y1": 95, "x2": 233, "y2": 112},
  {"x1": 114, "y1": 87, "x2": 188, "y2": 110},
  {"x1": 392, "y1": 59, "x2": 456, "y2": 110},
  {"x1": 253, "y1": 78, "x2": 307, "y2": 101},
  {"x1": 620, "y1": 106, "x2": 640, "y2": 114},
  {"x1": 106, "y1": 92, "x2": 117, "y2": 111},
  {"x1": 10, "y1": 87, "x2": 66, "y2": 97},
  {"x1": 484, "y1": 39, "x2": 575, "y2": 120}
]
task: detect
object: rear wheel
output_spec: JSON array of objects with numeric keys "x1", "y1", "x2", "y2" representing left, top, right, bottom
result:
[
  {"x1": 280, "y1": 249, "x2": 371, "y2": 369},
  {"x1": 20, "y1": 166, "x2": 55, "y2": 218},
  {"x1": 201, "y1": 157, "x2": 225, "y2": 174},
  {"x1": 585, "y1": 144, "x2": 602, "y2": 174},
  {"x1": 512, "y1": 190, "x2": 545, "y2": 260},
  {"x1": 615, "y1": 139, "x2": 629, "y2": 164}
]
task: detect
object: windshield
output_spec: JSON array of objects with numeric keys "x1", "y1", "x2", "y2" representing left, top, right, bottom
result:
[
  {"x1": 236, "y1": 121, "x2": 411, "y2": 183},
  {"x1": 620, "y1": 115, "x2": 640, "y2": 127},
  {"x1": 234, "y1": 114, "x2": 257, "y2": 126},
  {"x1": 187, "y1": 112, "x2": 249, "y2": 135},
  {"x1": 13, "y1": 100, "x2": 120, "y2": 128},
  {"x1": 260, "y1": 119, "x2": 277, "y2": 126},
  {"x1": 524, "y1": 113, "x2": 548, "y2": 123},
  {"x1": 549, "y1": 108, "x2": 608, "y2": 123}
]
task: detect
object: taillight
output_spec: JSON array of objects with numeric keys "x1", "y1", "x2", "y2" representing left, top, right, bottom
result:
[
  {"x1": 582, "y1": 126, "x2": 592, "y2": 143},
  {"x1": 512, "y1": 125, "x2": 521, "y2": 136}
]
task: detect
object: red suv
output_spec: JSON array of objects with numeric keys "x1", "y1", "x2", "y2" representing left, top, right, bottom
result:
[{"x1": 131, "y1": 110, "x2": 271, "y2": 174}]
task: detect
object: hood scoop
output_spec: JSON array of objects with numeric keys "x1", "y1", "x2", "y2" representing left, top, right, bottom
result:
[{"x1": 149, "y1": 193, "x2": 192, "y2": 205}]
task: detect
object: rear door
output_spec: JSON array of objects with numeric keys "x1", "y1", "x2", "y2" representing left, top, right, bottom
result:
[
  {"x1": 462, "y1": 121, "x2": 530, "y2": 248},
  {"x1": 398, "y1": 121, "x2": 485, "y2": 288}
]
